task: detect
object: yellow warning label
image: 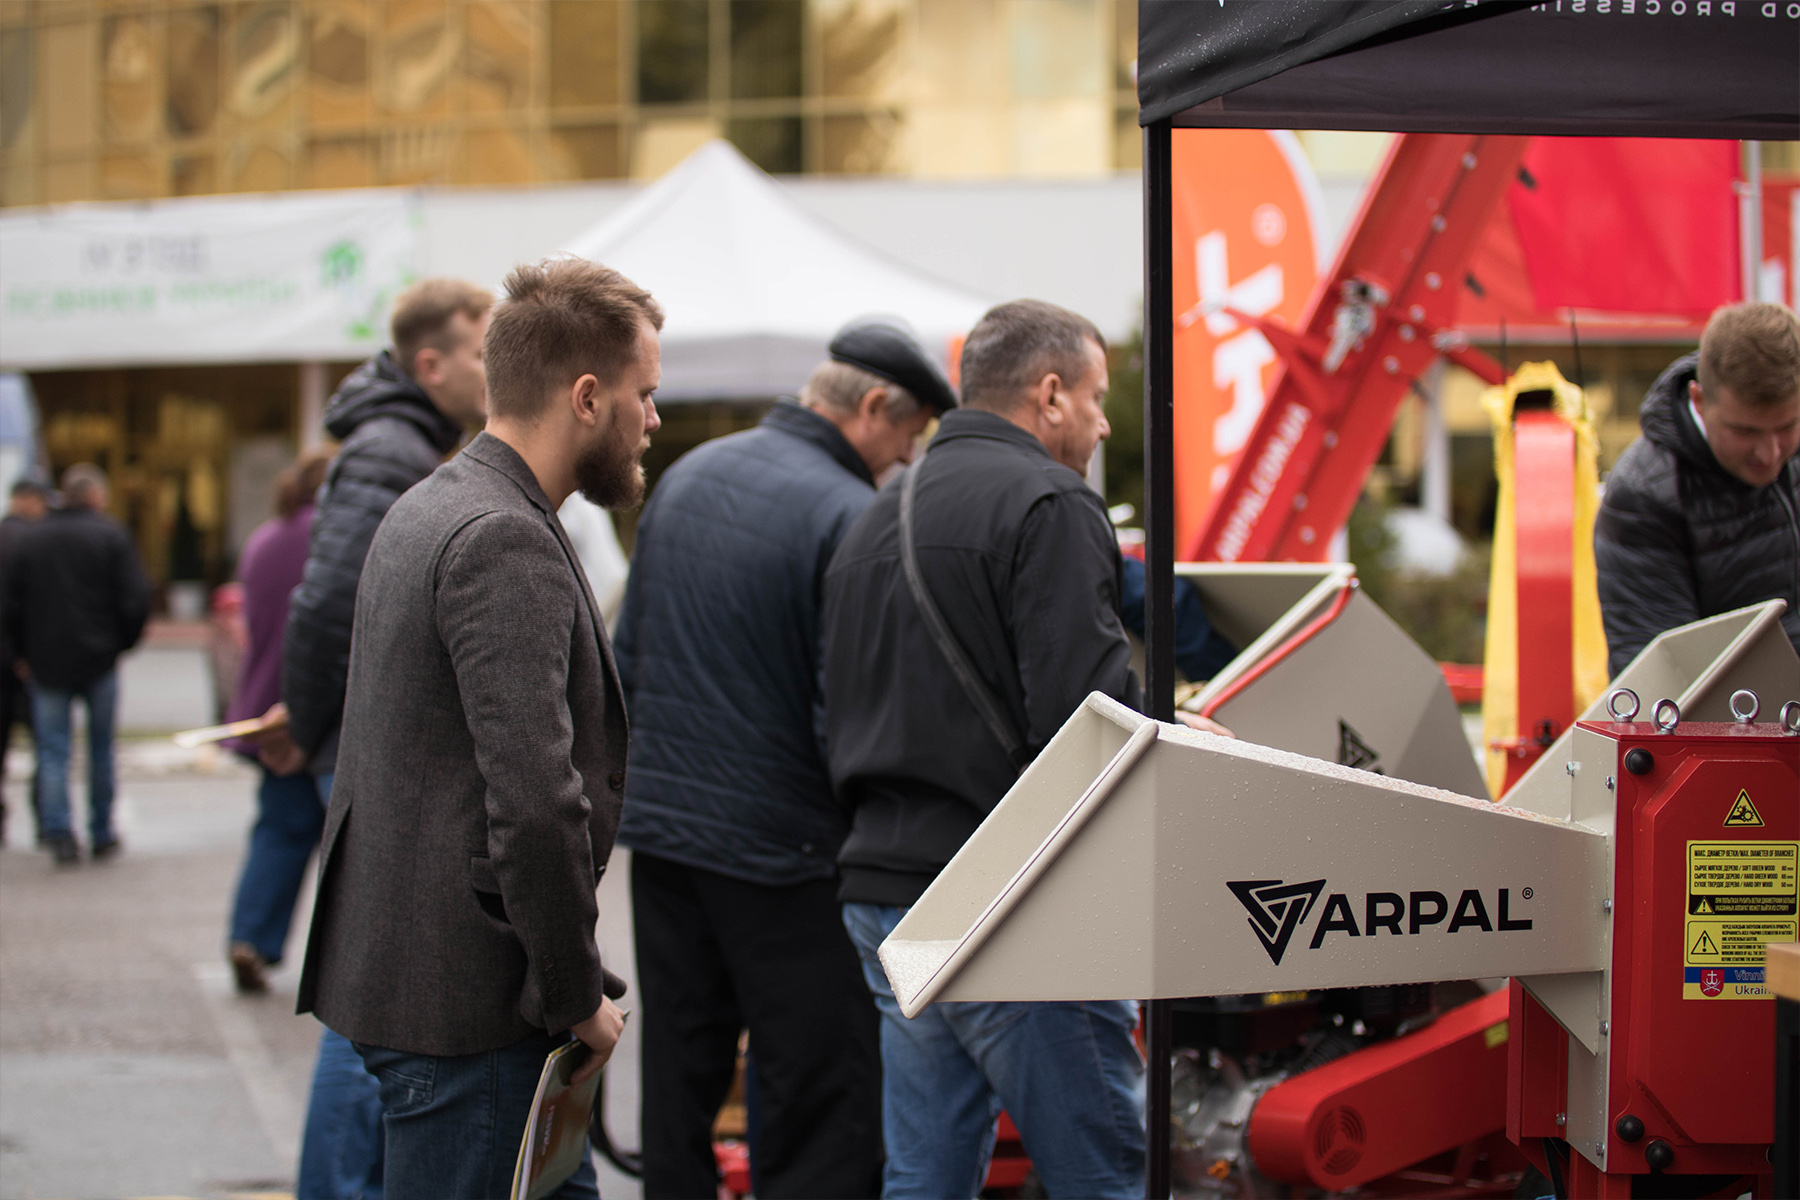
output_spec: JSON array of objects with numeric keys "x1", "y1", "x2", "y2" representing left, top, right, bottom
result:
[
  {"x1": 1685, "y1": 840, "x2": 1798, "y2": 999},
  {"x1": 1724, "y1": 789, "x2": 1765, "y2": 827},
  {"x1": 1483, "y1": 1021, "x2": 1509, "y2": 1050}
]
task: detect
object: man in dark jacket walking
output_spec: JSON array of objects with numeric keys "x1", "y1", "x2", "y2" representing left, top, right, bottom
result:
[
  {"x1": 1596, "y1": 302, "x2": 1800, "y2": 675},
  {"x1": 269, "y1": 277, "x2": 491, "y2": 1200},
  {"x1": 0, "y1": 478, "x2": 48, "y2": 846},
  {"x1": 613, "y1": 318, "x2": 952, "y2": 1199},
  {"x1": 6, "y1": 465, "x2": 150, "y2": 865},
  {"x1": 823, "y1": 300, "x2": 1225, "y2": 1199}
]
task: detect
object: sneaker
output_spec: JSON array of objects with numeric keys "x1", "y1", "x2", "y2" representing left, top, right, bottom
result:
[
  {"x1": 229, "y1": 942, "x2": 270, "y2": 994},
  {"x1": 90, "y1": 837, "x2": 121, "y2": 861},
  {"x1": 48, "y1": 836, "x2": 79, "y2": 867}
]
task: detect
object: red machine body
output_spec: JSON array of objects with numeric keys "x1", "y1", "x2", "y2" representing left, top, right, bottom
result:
[
  {"x1": 1248, "y1": 989, "x2": 1518, "y2": 1193},
  {"x1": 1508, "y1": 719, "x2": 1798, "y2": 1196}
]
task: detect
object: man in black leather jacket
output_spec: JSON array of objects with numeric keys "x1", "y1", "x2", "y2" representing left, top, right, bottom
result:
[
  {"x1": 1595, "y1": 302, "x2": 1800, "y2": 676},
  {"x1": 266, "y1": 277, "x2": 491, "y2": 1200},
  {"x1": 822, "y1": 300, "x2": 1225, "y2": 1200},
  {"x1": 614, "y1": 318, "x2": 953, "y2": 1199}
]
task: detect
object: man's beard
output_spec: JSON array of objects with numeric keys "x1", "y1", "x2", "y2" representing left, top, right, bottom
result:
[{"x1": 574, "y1": 422, "x2": 647, "y2": 510}]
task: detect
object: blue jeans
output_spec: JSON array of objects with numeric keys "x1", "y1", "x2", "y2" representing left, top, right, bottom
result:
[
  {"x1": 355, "y1": 1030, "x2": 600, "y2": 1200},
  {"x1": 299, "y1": 1028, "x2": 387, "y2": 1200},
  {"x1": 297, "y1": 772, "x2": 386, "y2": 1200},
  {"x1": 228, "y1": 767, "x2": 325, "y2": 963},
  {"x1": 32, "y1": 670, "x2": 117, "y2": 845},
  {"x1": 842, "y1": 902, "x2": 1145, "y2": 1200}
]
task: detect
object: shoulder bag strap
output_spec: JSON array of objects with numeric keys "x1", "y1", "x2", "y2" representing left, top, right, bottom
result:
[{"x1": 898, "y1": 458, "x2": 1029, "y2": 774}]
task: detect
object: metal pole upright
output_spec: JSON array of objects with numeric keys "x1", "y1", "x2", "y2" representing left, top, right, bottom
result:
[{"x1": 1141, "y1": 117, "x2": 1175, "y2": 1200}]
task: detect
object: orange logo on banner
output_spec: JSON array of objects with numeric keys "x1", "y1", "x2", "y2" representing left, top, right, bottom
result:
[{"x1": 1171, "y1": 130, "x2": 1322, "y2": 555}]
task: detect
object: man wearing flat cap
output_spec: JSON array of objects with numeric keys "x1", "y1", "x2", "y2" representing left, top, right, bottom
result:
[{"x1": 613, "y1": 317, "x2": 953, "y2": 1198}]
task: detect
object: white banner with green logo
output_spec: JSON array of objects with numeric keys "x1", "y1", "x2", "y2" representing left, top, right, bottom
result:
[{"x1": 0, "y1": 192, "x2": 421, "y2": 369}]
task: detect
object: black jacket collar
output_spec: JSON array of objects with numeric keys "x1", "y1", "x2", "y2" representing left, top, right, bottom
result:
[
  {"x1": 325, "y1": 350, "x2": 465, "y2": 456},
  {"x1": 930, "y1": 408, "x2": 1055, "y2": 462},
  {"x1": 1642, "y1": 351, "x2": 1797, "y2": 492},
  {"x1": 763, "y1": 400, "x2": 874, "y2": 486}
]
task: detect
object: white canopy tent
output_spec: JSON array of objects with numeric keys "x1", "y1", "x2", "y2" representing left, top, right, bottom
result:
[{"x1": 560, "y1": 141, "x2": 995, "y2": 402}]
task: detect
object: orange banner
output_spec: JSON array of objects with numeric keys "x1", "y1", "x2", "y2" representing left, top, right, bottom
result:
[{"x1": 1171, "y1": 129, "x2": 1322, "y2": 554}]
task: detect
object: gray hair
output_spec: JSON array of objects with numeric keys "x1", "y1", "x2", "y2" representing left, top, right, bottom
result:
[
  {"x1": 61, "y1": 462, "x2": 108, "y2": 507},
  {"x1": 800, "y1": 359, "x2": 922, "y2": 421},
  {"x1": 959, "y1": 299, "x2": 1104, "y2": 413}
]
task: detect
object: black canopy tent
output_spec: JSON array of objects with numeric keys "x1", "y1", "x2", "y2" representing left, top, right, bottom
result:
[{"x1": 1135, "y1": 3, "x2": 1799, "y2": 1195}]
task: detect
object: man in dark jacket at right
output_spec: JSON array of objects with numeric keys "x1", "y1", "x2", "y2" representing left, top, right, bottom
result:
[
  {"x1": 268, "y1": 276, "x2": 491, "y2": 1200},
  {"x1": 1595, "y1": 301, "x2": 1800, "y2": 676},
  {"x1": 822, "y1": 300, "x2": 1226, "y2": 1199},
  {"x1": 614, "y1": 317, "x2": 951, "y2": 1198}
]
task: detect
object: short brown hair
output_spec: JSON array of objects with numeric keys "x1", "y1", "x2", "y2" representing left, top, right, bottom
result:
[
  {"x1": 483, "y1": 258, "x2": 665, "y2": 421},
  {"x1": 390, "y1": 278, "x2": 494, "y2": 380},
  {"x1": 959, "y1": 299, "x2": 1105, "y2": 413},
  {"x1": 274, "y1": 448, "x2": 334, "y2": 519},
  {"x1": 1698, "y1": 302, "x2": 1800, "y2": 408}
]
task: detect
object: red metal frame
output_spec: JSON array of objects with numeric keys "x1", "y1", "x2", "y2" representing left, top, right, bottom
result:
[
  {"x1": 1494, "y1": 410, "x2": 1578, "y2": 793},
  {"x1": 1248, "y1": 989, "x2": 1520, "y2": 1192},
  {"x1": 1187, "y1": 133, "x2": 1523, "y2": 563}
]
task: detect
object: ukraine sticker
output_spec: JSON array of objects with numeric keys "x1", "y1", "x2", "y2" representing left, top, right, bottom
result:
[{"x1": 1685, "y1": 840, "x2": 1798, "y2": 999}]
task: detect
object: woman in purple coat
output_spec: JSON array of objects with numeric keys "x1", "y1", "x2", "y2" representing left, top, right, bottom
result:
[{"x1": 226, "y1": 450, "x2": 333, "y2": 993}]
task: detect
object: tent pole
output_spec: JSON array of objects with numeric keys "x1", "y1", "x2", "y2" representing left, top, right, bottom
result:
[
  {"x1": 1741, "y1": 140, "x2": 1764, "y2": 301},
  {"x1": 1141, "y1": 117, "x2": 1175, "y2": 1200}
]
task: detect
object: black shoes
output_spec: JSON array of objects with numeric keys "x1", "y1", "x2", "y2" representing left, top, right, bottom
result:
[
  {"x1": 47, "y1": 835, "x2": 79, "y2": 867},
  {"x1": 89, "y1": 837, "x2": 121, "y2": 861},
  {"x1": 229, "y1": 942, "x2": 270, "y2": 994}
]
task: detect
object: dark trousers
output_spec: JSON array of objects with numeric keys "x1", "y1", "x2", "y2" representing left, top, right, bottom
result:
[
  {"x1": 0, "y1": 667, "x2": 36, "y2": 839},
  {"x1": 228, "y1": 767, "x2": 326, "y2": 963},
  {"x1": 632, "y1": 852, "x2": 881, "y2": 1200}
]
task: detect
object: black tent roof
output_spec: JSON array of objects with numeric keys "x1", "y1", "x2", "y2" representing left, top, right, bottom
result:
[{"x1": 1139, "y1": 0, "x2": 1800, "y2": 140}]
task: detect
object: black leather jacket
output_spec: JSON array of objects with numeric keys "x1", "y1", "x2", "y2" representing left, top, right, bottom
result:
[
  {"x1": 282, "y1": 352, "x2": 463, "y2": 771},
  {"x1": 822, "y1": 410, "x2": 1142, "y2": 906},
  {"x1": 1595, "y1": 353, "x2": 1800, "y2": 676}
]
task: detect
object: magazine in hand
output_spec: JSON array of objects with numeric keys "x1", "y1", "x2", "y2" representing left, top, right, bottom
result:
[{"x1": 510, "y1": 1040, "x2": 601, "y2": 1200}]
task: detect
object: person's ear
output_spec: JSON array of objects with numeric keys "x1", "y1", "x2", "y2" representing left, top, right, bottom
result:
[
  {"x1": 1689, "y1": 379, "x2": 1707, "y2": 409},
  {"x1": 413, "y1": 347, "x2": 443, "y2": 386},
  {"x1": 571, "y1": 374, "x2": 603, "y2": 427},
  {"x1": 1038, "y1": 373, "x2": 1066, "y2": 426},
  {"x1": 857, "y1": 385, "x2": 889, "y2": 424}
]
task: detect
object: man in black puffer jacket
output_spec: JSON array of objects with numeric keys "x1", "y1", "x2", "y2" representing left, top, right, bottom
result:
[
  {"x1": 613, "y1": 318, "x2": 954, "y2": 1199},
  {"x1": 266, "y1": 277, "x2": 491, "y2": 1200},
  {"x1": 1596, "y1": 302, "x2": 1800, "y2": 676}
]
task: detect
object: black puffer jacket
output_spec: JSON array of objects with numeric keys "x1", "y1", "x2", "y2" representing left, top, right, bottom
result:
[
  {"x1": 5, "y1": 507, "x2": 151, "y2": 691},
  {"x1": 1595, "y1": 353, "x2": 1800, "y2": 676},
  {"x1": 613, "y1": 401, "x2": 877, "y2": 885},
  {"x1": 282, "y1": 352, "x2": 463, "y2": 772}
]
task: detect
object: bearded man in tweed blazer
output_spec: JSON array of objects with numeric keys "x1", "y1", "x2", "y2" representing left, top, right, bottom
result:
[{"x1": 297, "y1": 258, "x2": 663, "y2": 1200}]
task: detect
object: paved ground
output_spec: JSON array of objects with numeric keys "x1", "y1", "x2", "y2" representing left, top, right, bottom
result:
[{"x1": 0, "y1": 734, "x2": 645, "y2": 1200}]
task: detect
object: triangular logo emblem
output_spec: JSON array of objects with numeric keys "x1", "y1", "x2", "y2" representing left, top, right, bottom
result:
[
  {"x1": 1227, "y1": 878, "x2": 1327, "y2": 966},
  {"x1": 1338, "y1": 720, "x2": 1384, "y2": 774},
  {"x1": 1691, "y1": 929, "x2": 1718, "y2": 956},
  {"x1": 1724, "y1": 789, "x2": 1764, "y2": 827}
]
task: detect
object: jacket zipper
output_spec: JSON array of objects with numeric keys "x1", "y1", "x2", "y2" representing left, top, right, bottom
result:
[{"x1": 1777, "y1": 470, "x2": 1800, "y2": 610}]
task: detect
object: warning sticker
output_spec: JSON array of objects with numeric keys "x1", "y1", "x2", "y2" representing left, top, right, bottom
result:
[
  {"x1": 1724, "y1": 790, "x2": 1765, "y2": 827},
  {"x1": 1685, "y1": 840, "x2": 1798, "y2": 999}
]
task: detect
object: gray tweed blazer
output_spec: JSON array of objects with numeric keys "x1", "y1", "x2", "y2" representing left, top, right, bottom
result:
[{"x1": 297, "y1": 432, "x2": 628, "y2": 1057}]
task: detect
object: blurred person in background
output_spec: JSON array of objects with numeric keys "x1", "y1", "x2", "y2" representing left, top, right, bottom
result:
[
  {"x1": 223, "y1": 449, "x2": 334, "y2": 994},
  {"x1": 613, "y1": 318, "x2": 953, "y2": 1199},
  {"x1": 0, "y1": 477, "x2": 48, "y2": 846},
  {"x1": 1596, "y1": 301, "x2": 1800, "y2": 674},
  {"x1": 268, "y1": 278, "x2": 492, "y2": 1200},
  {"x1": 5, "y1": 464, "x2": 150, "y2": 867}
]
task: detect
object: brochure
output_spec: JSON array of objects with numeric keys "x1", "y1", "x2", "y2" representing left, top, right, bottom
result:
[{"x1": 510, "y1": 1040, "x2": 602, "y2": 1200}]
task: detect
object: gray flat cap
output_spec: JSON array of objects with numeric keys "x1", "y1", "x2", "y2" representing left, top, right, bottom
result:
[{"x1": 829, "y1": 317, "x2": 958, "y2": 414}]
